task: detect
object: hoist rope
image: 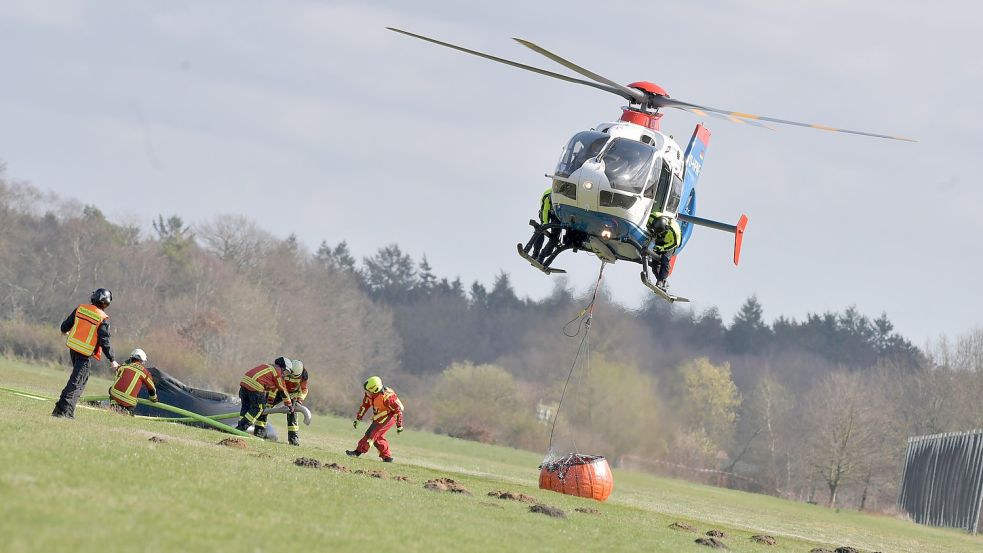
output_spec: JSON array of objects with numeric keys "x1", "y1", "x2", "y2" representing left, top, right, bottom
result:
[{"x1": 545, "y1": 262, "x2": 605, "y2": 458}]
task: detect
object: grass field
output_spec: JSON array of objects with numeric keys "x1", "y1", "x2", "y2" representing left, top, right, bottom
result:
[{"x1": 1, "y1": 358, "x2": 980, "y2": 553}]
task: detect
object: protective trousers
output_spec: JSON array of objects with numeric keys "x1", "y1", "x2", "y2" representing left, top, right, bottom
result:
[
  {"x1": 355, "y1": 417, "x2": 397, "y2": 458},
  {"x1": 655, "y1": 252, "x2": 672, "y2": 281},
  {"x1": 52, "y1": 351, "x2": 92, "y2": 418},
  {"x1": 236, "y1": 388, "x2": 267, "y2": 433}
]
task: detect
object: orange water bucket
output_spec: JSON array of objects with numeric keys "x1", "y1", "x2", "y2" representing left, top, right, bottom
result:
[{"x1": 539, "y1": 453, "x2": 613, "y2": 502}]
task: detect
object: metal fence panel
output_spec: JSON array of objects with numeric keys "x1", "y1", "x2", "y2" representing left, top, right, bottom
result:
[{"x1": 898, "y1": 429, "x2": 983, "y2": 533}]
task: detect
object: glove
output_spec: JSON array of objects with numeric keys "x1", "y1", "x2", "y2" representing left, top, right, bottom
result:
[
  {"x1": 352, "y1": 420, "x2": 359, "y2": 429},
  {"x1": 397, "y1": 426, "x2": 404, "y2": 434},
  {"x1": 110, "y1": 360, "x2": 120, "y2": 369},
  {"x1": 149, "y1": 395, "x2": 159, "y2": 403}
]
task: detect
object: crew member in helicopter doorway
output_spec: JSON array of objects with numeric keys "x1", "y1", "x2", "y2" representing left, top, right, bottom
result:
[{"x1": 648, "y1": 214, "x2": 681, "y2": 289}]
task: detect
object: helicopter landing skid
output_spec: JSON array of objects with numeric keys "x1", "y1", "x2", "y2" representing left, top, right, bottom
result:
[
  {"x1": 640, "y1": 271, "x2": 690, "y2": 303},
  {"x1": 516, "y1": 244, "x2": 567, "y2": 275}
]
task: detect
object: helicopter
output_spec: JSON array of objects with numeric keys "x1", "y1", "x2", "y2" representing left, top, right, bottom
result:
[{"x1": 387, "y1": 28, "x2": 913, "y2": 303}]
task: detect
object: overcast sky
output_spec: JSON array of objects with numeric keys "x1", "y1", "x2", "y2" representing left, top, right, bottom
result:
[{"x1": 1, "y1": 0, "x2": 980, "y2": 343}]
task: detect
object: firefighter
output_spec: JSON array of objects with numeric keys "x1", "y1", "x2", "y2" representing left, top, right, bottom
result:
[
  {"x1": 52, "y1": 288, "x2": 118, "y2": 419},
  {"x1": 648, "y1": 213, "x2": 681, "y2": 290},
  {"x1": 257, "y1": 359, "x2": 309, "y2": 446},
  {"x1": 236, "y1": 357, "x2": 294, "y2": 438},
  {"x1": 346, "y1": 376, "x2": 404, "y2": 462},
  {"x1": 108, "y1": 349, "x2": 158, "y2": 414},
  {"x1": 523, "y1": 188, "x2": 562, "y2": 263}
]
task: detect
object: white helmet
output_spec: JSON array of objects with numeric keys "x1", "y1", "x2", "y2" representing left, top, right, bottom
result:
[
  {"x1": 129, "y1": 348, "x2": 148, "y2": 363},
  {"x1": 288, "y1": 360, "x2": 305, "y2": 377},
  {"x1": 274, "y1": 356, "x2": 292, "y2": 372}
]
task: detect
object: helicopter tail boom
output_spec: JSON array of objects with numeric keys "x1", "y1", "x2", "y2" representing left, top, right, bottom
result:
[{"x1": 676, "y1": 213, "x2": 749, "y2": 265}]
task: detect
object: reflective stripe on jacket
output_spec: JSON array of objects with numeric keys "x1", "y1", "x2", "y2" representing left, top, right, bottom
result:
[
  {"x1": 355, "y1": 387, "x2": 404, "y2": 427},
  {"x1": 109, "y1": 362, "x2": 156, "y2": 408},
  {"x1": 285, "y1": 374, "x2": 308, "y2": 402},
  {"x1": 266, "y1": 374, "x2": 309, "y2": 405},
  {"x1": 65, "y1": 304, "x2": 108, "y2": 359},
  {"x1": 240, "y1": 364, "x2": 292, "y2": 405}
]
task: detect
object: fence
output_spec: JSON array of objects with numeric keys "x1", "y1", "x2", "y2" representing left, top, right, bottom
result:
[{"x1": 897, "y1": 430, "x2": 983, "y2": 533}]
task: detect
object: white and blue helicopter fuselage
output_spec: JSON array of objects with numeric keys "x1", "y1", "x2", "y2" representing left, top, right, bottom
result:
[{"x1": 547, "y1": 119, "x2": 688, "y2": 264}]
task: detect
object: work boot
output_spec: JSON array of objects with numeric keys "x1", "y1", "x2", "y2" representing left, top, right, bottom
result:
[
  {"x1": 254, "y1": 426, "x2": 267, "y2": 439},
  {"x1": 288, "y1": 432, "x2": 300, "y2": 447},
  {"x1": 345, "y1": 450, "x2": 361, "y2": 457},
  {"x1": 382, "y1": 457, "x2": 394, "y2": 463}
]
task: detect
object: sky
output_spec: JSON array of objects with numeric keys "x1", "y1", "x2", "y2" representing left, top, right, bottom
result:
[{"x1": 1, "y1": 0, "x2": 981, "y2": 344}]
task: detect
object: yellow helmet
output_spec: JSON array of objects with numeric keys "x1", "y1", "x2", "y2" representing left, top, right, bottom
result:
[{"x1": 364, "y1": 376, "x2": 383, "y2": 394}]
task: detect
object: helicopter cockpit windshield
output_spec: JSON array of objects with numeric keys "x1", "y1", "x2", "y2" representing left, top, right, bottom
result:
[
  {"x1": 555, "y1": 131, "x2": 609, "y2": 178},
  {"x1": 600, "y1": 138, "x2": 655, "y2": 194}
]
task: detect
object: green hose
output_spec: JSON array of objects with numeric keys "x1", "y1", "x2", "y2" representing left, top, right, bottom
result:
[
  {"x1": 139, "y1": 411, "x2": 240, "y2": 423},
  {"x1": 129, "y1": 398, "x2": 254, "y2": 438},
  {"x1": 0, "y1": 386, "x2": 52, "y2": 401},
  {"x1": 1, "y1": 386, "x2": 253, "y2": 439}
]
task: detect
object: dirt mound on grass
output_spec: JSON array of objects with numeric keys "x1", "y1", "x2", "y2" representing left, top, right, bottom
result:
[
  {"x1": 809, "y1": 549, "x2": 834, "y2": 553},
  {"x1": 529, "y1": 504, "x2": 566, "y2": 518},
  {"x1": 575, "y1": 507, "x2": 601, "y2": 515},
  {"x1": 423, "y1": 478, "x2": 472, "y2": 495},
  {"x1": 706, "y1": 530, "x2": 727, "y2": 538},
  {"x1": 324, "y1": 463, "x2": 350, "y2": 472},
  {"x1": 293, "y1": 457, "x2": 322, "y2": 468},
  {"x1": 354, "y1": 469, "x2": 387, "y2": 479},
  {"x1": 751, "y1": 535, "x2": 777, "y2": 545},
  {"x1": 834, "y1": 548, "x2": 859, "y2": 553},
  {"x1": 393, "y1": 475, "x2": 411, "y2": 482},
  {"x1": 217, "y1": 437, "x2": 247, "y2": 449},
  {"x1": 695, "y1": 536, "x2": 728, "y2": 548},
  {"x1": 487, "y1": 490, "x2": 540, "y2": 504},
  {"x1": 669, "y1": 522, "x2": 697, "y2": 532},
  {"x1": 148, "y1": 436, "x2": 166, "y2": 443}
]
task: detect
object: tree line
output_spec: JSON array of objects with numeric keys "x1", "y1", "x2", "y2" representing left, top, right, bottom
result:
[{"x1": 2, "y1": 164, "x2": 980, "y2": 513}]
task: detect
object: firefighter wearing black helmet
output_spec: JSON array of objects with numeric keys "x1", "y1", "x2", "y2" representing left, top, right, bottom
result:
[{"x1": 52, "y1": 288, "x2": 118, "y2": 418}]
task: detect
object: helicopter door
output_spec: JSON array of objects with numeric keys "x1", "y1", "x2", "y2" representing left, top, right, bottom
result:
[{"x1": 650, "y1": 163, "x2": 682, "y2": 217}]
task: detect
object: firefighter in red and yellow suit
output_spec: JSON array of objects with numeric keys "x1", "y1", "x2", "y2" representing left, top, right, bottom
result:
[
  {"x1": 346, "y1": 376, "x2": 404, "y2": 462},
  {"x1": 235, "y1": 357, "x2": 293, "y2": 438},
  {"x1": 52, "y1": 288, "x2": 118, "y2": 418},
  {"x1": 109, "y1": 348, "x2": 158, "y2": 414},
  {"x1": 257, "y1": 359, "x2": 309, "y2": 446}
]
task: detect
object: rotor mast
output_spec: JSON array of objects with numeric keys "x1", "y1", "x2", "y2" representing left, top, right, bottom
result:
[{"x1": 620, "y1": 81, "x2": 669, "y2": 131}]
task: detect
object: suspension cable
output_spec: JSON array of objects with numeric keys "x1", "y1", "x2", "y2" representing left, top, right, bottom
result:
[{"x1": 546, "y1": 262, "x2": 605, "y2": 456}]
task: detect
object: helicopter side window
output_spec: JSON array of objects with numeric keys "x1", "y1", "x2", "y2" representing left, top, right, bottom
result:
[
  {"x1": 666, "y1": 174, "x2": 683, "y2": 213},
  {"x1": 651, "y1": 161, "x2": 673, "y2": 205},
  {"x1": 555, "y1": 131, "x2": 609, "y2": 178},
  {"x1": 643, "y1": 160, "x2": 665, "y2": 199},
  {"x1": 601, "y1": 138, "x2": 655, "y2": 194}
]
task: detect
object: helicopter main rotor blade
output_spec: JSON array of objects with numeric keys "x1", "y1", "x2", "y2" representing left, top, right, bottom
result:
[
  {"x1": 655, "y1": 96, "x2": 915, "y2": 142},
  {"x1": 386, "y1": 27, "x2": 636, "y2": 102},
  {"x1": 512, "y1": 38, "x2": 647, "y2": 104}
]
